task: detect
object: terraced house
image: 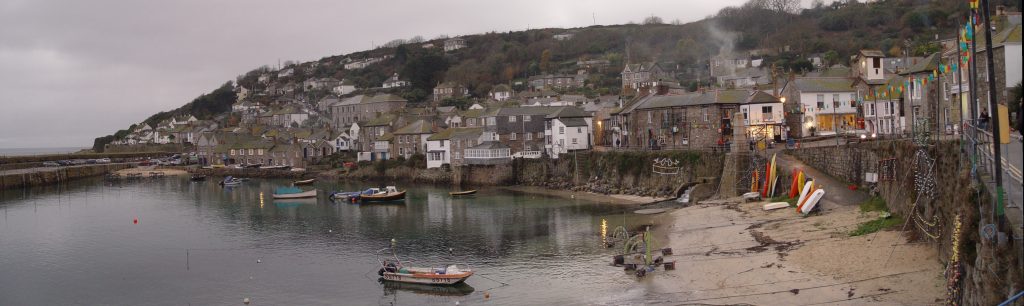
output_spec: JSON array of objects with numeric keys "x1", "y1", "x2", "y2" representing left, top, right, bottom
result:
[
  {"x1": 391, "y1": 119, "x2": 435, "y2": 159},
  {"x1": 615, "y1": 88, "x2": 748, "y2": 150}
]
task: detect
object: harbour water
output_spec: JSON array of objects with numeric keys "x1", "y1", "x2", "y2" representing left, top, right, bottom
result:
[{"x1": 0, "y1": 177, "x2": 663, "y2": 305}]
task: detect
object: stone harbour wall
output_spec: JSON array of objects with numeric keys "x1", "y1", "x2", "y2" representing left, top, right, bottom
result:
[
  {"x1": 0, "y1": 163, "x2": 131, "y2": 190},
  {"x1": 790, "y1": 140, "x2": 1023, "y2": 306}
]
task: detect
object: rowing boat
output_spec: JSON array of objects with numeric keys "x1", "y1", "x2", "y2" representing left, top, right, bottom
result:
[
  {"x1": 449, "y1": 190, "x2": 477, "y2": 196},
  {"x1": 292, "y1": 178, "x2": 316, "y2": 185}
]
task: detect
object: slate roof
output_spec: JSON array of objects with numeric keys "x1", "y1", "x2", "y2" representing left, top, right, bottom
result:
[
  {"x1": 859, "y1": 50, "x2": 885, "y2": 58},
  {"x1": 545, "y1": 106, "x2": 590, "y2": 118},
  {"x1": 789, "y1": 77, "x2": 855, "y2": 93},
  {"x1": 427, "y1": 127, "x2": 483, "y2": 141},
  {"x1": 467, "y1": 141, "x2": 509, "y2": 150},
  {"x1": 901, "y1": 53, "x2": 941, "y2": 75},
  {"x1": 558, "y1": 117, "x2": 589, "y2": 127},
  {"x1": 367, "y1": 94, "x2": 407, "y2": 103},
  {"x1": 393, "y1": 119, "x2": 433, "y2": 135}
]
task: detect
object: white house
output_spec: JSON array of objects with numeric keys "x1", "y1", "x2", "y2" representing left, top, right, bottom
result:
[
  {"x1": 332, "y1": 131, "x2": 352, "y2": 152},
  {"x1": 489, "y1": 84, "x2": 512, "y2": 101},
  {"x1": 425, "y1": 132, "x2": 451, "y2": 169},
  {"x1": 444, "y1": 37, "x2": 466, "y2": 52},
  {"x1": 277, "y1": 68, "x2": 294, "y2": 78},
  {"x1": 543, "y1": 107, "x2": 593, "y2": 158},
  {"x1": 783, "y1": 77, "x2": 858, "y2": 137},
  {"x1": 739, "y1": 91, "x2": 787, "y2": 141},
  {"x1": 382, "y1": 73, "x2": 409, "y2": 88},
  {"x1": 332, "y1": 79, "x2": 357, "y2": 95}
]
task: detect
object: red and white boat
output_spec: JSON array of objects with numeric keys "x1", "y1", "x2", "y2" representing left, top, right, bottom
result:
[{"x1": 376, "y1": 243, "x2": 473, "y2": 285}]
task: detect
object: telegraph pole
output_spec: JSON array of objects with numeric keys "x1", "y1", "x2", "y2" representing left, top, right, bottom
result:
[{"x1": 980, "y1": 0, "x2": 1006, "y2": 223}]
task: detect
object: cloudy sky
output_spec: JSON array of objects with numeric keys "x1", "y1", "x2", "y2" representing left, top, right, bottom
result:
[{"x1": 0, "y1": 0, "x2": 752, "y2": 149}]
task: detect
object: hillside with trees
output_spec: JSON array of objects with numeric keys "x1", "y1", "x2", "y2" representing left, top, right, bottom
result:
[{"x1": 94, "y1": 0, "x2": 1020, "y2": 150}]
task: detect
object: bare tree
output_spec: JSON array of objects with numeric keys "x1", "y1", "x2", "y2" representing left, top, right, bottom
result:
[
  {"x1": 408, "y1": 35, "x2": 424, "y2": 43},
  {"x1": 642, "y1": 15, "x2": 664, "y2": 25}
]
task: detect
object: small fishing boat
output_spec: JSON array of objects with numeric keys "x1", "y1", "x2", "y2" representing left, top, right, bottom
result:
[
  {"x1": 449, "y1": 190, "x2": 477, "y2": 196},
  {"x1": 243, "y1": 163, "x2": 263, "y2": 169},
  {"x1": 359, "y1": 186, "x2": 405, "y2": 202},
  {"x1": 292, "y1": 178, "x2": 316, "y2": 185},
  {"x1": 272, "y1": 187, "x2": 317, "y2": 199},
  {"x1": 219, "y1": 176, "x2": 243, "y2": 186},
  {"x1": 260, "y1": 165, "x2": 291, "y2": 171},
  {"x1": 376, "y1": 240, "x2": 473, "y2": 286},
  {"x1": 190, "y1": 175, "x2": 207, "y2": 181},
  {"x1": 330, "y1": 188, "x2": 377, "y2": 201}
]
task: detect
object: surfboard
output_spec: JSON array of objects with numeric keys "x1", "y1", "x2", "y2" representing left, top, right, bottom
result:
[
  {"x1": 762, "y1": 162, "x2": 771, "y2": 197},
  {"x1": 752, "y1": 169, "x2": 759, "y2": 193},
  {"x1": 768, "y1": 154, "x2": 778, "y2": 197},
  {"x1": 800, "y1": 189, "x2": 826, "y2": 215},
  {"x1": 796, "y1": 181, "x2": 815, "y2": 212},
  {"x1": 789, "y1": 170, "x2": 801, "y2": 198},
  {"x1": 763, "y1": 202, "x2": 790, "y2": 211}
]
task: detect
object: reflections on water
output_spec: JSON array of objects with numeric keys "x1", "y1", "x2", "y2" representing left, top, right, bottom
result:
[{"x1": 0, "y1": 176, "x2": 662, "y2": 305}]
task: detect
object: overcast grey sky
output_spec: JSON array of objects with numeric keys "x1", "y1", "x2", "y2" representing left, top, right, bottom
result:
[{"x1": 0, "y1": 0, "x2": 751, "y2": 149}]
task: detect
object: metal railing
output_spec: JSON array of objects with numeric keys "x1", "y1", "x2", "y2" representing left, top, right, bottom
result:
[{"x1": 963, "y1": 120, "x2": 1023, "y2": 242}]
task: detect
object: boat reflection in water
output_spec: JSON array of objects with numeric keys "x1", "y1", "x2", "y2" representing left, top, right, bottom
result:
[
  {"x1": 379, "y1": 279, "x2": 475, "y2": 297},
  {"x1": 273, "y1": 197, "x2": 318, "y2": 208}
]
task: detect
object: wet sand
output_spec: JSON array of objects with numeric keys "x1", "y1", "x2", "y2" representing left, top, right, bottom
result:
[{"x1": 644, "y1": 197, "x2": 945, "y2": 305}]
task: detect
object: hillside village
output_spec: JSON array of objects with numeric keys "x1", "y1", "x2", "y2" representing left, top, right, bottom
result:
[{"x1": 102, "y1": 2, "x2": 1022, "y2": 172}]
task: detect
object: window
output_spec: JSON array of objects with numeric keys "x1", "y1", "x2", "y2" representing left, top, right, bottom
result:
[
  {"x1": 523, "y1": 115, "x2": 531, "y2": 122},
  {"x1": 525, "y1": 133, "x2": 533, "y2": 140},
  {"x1": 817, "y1": 94, "x2": 825, "y2": 109},
  {"x1": 761, "y1": 106, "x2": 773, "y2": 121},
  {"x1": 509, "y1": 116, "x2": 516, "y2": 123},
  {"x1": 487, "y1": 117, "x2": 496, "y2": 126},
  {"x1": 510, "y1": 133, "x2": 517, "y2": 140},
  {"x1": 572, "y1": 138, "x2": 578, "y2": 144},
  {"x1": 257, "y1": 149, "x2": 264, "y2": 156},
  {"x1": 454, "y1": 152, "x2": 461, "y2": 160},
  {"x1": 832, "y1": 94, "x2": 840, "y2": 109},
  {"x1": 577, "y1": 127, "x2": 582, "y2": 133},
  {"x1": 559, "y1": 127, "x2": 565, "y2": 134},
  {"x1": 230, "y1": 149, "x2": 236, "y2": 156},
  {"x1": 702, "y1": 107, "x2": 709, "y2": 122}
]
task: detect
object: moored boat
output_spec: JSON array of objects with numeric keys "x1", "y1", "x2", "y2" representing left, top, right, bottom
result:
[
  {"x1": 272, "y1": 187, "x2": 317, "y2": 199},
  {"x1": 219, "y1": 176, "x2": 243, "y2": 186},
  {"x1": 292, "y1": 178, "x2": 316, "y2": 185},
  {"x1": 449, "y1": 190, "x2": 477, "y2": 196},
  {"x1": 260, "y1": 165, "x2": 291, "y2": 171},
  {"x1": 359, "y1": 186, "x2": 405, "y2": 202},
  {"x1": 376, "y1": 240, "x2": 473, "y2": 286},
  {"x1": 190, "y1": 175, "x2": 206, "y2": 181},
  {"x1": 330, "y1": 188, "x2": 377, "y2": 201}
]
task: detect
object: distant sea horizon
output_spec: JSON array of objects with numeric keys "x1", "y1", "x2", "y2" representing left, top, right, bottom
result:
[{"x1": 0, "y1": 147, "x2": 89, "y2": 156}]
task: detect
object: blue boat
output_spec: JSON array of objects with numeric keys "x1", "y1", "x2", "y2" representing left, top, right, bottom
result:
[{"x1": 330, "y1": 188, "x2": 378, "y2": 201}]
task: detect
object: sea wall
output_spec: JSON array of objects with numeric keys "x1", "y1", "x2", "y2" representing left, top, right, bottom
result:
[
  {"x1": 512, "y1": 150, "x2": 725, "y2": 198},
  {"x1": 0, "y1": 164, "x2": 131, "y2": 190},
  {"x1": 329, "y1": 150, "x2": 725, "y2": 199},
  {"x1": 790, "y1": 140, "x2": 1023, "y2": 305}
]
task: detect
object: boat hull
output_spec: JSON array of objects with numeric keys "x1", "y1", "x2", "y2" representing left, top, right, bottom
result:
[
  {"x1": 273, "y1": 190, "x2": 317, "y2": 199},
  {"x1": 293, "y1": 179, "x2": 316, "y2": 185},
  {"x1": 380, "y1": 271, "x2": 472, "y2": 285},
  {"x1": 449, "y1": 190, "x2": 477, "y2": 196},
  {"x1": 360, "y1": 191, "x2": 406, "y2": 202}
]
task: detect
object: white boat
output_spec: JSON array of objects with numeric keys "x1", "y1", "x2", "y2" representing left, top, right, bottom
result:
[
  {"x1": 376, "y1": 241, "x2": 473, "y2": 286},
  {"x1": 220, "y1": 176, "x2": 243, "y2": 186},
  {"x1": 273, "y1": 188, "x2": 317, "y2": 199}
]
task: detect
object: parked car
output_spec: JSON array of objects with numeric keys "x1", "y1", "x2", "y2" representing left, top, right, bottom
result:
[
  {"x1": 95, "y1": 158, "x2": 111, "y2": 164},
  {"x1": 42, "y1": 161, "x2": 60, "y2": 167}
]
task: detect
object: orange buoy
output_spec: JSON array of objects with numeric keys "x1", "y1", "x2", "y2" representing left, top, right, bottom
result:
[{"x1": 484, "y1": 292, "x2": 490, "y2": 299}]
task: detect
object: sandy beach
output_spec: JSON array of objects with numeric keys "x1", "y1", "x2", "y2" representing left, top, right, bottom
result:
[
  {"x1": 501, "y1": 185, "x2": 671, "y2": 205},
  {"x1": 637, "y1": 196, "x2": 945, "y2": 305}
]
